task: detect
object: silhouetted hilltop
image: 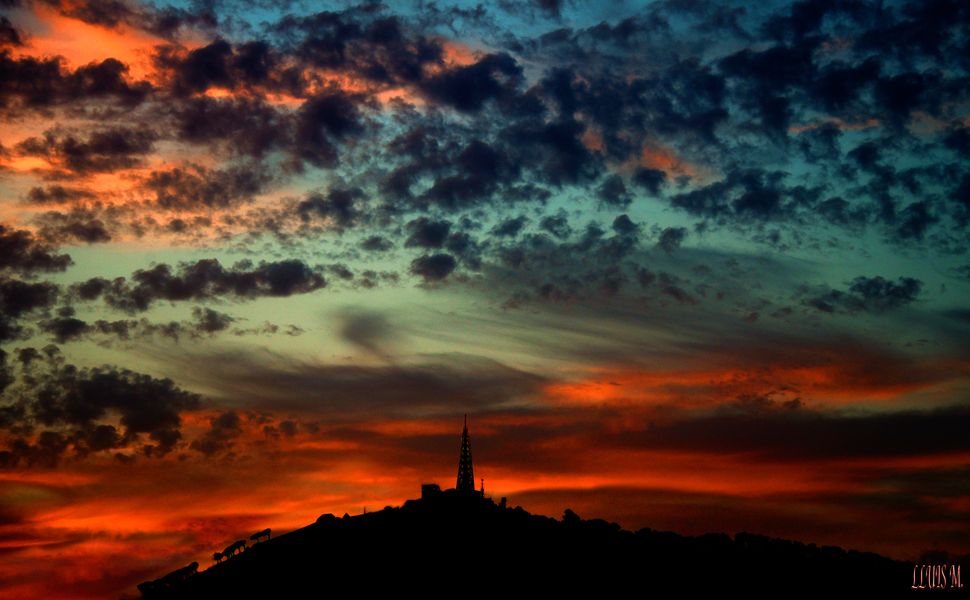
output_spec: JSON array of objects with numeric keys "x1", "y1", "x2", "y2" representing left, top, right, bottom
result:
[{"x1": 135, "y1": 488, "x2": 922, "y2": 597}]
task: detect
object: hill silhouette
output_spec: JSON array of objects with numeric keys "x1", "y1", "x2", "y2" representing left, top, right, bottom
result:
[{"x1": 135, "y1": 488, "x2": 920, "y2": 597}]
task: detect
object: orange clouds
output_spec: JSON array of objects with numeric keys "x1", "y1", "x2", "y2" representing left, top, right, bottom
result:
[
  {"x1": 580, "y1": 128, "x2": 606, "y2": 153},
  {"x1": 578, "y1": 126, "x2": 709, "y2": 183},
  {"x1": 440, "y1": 40, "x2": 479, "y2": 67},
  {"x1": 599, "y1": 137, "x2": 708, "y2": 182},
  {"x1": 542, "y1": 342, "x2": 967, "y2": 410},
  {"x1": 0, "y1": 156, "x2": 51, "y2": 173},
  {"x1": 196, "y1": 69, "x2": 426, "y2": 107},
  {"x1": 202, "y1": 87, "x2": 305, "y2": 107},
  {"x1": 636, "y1": 142, "x2": 694, "y2": 177},
  {"x1": 16, "y1": 5, "x2": 164, "y2": 80}
]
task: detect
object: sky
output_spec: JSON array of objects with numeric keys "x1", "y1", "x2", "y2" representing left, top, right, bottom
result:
[{"x1": 0, "y1": 0, "x2": 969, "y2": 597}]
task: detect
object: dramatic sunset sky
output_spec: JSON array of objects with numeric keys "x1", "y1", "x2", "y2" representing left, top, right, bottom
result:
[{"x1": 1, "y1": 0, "x2": 969, "y2": 596}]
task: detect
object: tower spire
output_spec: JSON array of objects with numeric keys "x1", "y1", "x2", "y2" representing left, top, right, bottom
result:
[{"x1": 456, "y1": 414, "x2": 475, "y2": 493}]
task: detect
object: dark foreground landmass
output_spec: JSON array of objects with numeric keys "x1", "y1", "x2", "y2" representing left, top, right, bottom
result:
[{"x1": 136, "y1": 489, "x2": 924, "y2": 598}]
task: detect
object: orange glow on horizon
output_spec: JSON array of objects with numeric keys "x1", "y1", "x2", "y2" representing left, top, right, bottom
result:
[
  {"x1": 542, "y1": 356, "x2": 963, "y2": 408},
  {"x1": 1, "y1": 411, "x2": 968, "y2": 599}
]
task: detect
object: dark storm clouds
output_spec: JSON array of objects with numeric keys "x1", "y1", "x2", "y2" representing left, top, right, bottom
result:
[
  {"x1": 0, "y1": 0, "x2": 968, "y2": 466},
  {"x1": 0, "y1": 345, "x2": 201, "y2": 465},
  {"x1": 1, "y1": 0, "x2": 964, "y2": 318},
  {"x1": 2, "y1": 0, "x2": 966, "y2": 244},
  {"x1": 68, "y1": 258, "x2": 328, "y2": 312}
]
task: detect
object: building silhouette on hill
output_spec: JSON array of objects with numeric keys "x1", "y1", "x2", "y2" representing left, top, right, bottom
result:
[
  {"x1": 134, "y1": 413, "x2": 918, "y2": 598},
  {"x1": 421, "y1": 415, "x2": 491, "y2": 500}
]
